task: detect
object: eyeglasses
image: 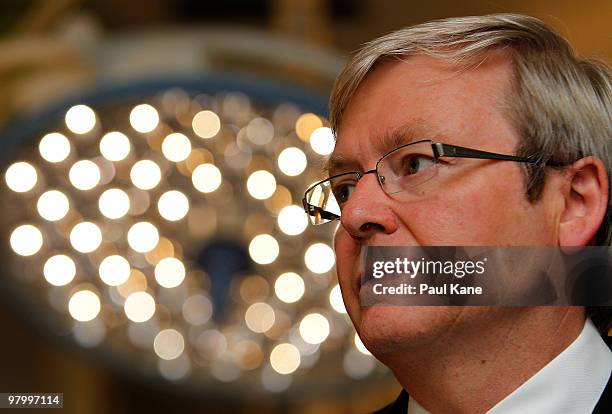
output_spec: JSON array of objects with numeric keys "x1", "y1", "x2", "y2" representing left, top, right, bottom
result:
[{"x1": 302, "y1": 139, "x2": 565, "y2": 225}]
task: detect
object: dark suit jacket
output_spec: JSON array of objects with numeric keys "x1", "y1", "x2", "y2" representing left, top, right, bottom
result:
[{"x1": 373, "y1": 337, "x2": 612, "y2": 414}]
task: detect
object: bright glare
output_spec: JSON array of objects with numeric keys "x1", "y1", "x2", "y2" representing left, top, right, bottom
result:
[
  {"x1": 354, "y1": 333, "x2": 371, "y2": 355},
  {"x1": 162, "y1": 133, "x2": 191, "y2": 162},
  {"x1": 69, "y1": 160, "x2": 100, "y2": 190},
  {"x1": 234, "y1": 340, "x2": 263, "y2": 370},
  {"x1": 192, "y1": 163, "x2": 222, "y2": 193},
  {"x1": 274, "y1": 272, "x2": 305, "y2": 304},
  {"x1": 270, "y1": 343, "x2": 300, "y2": 375},
  {"x1": 100, "y1": 132, "x2": 131, "y2": 161},
  {"x1": 192, "y1": 110, "x2": 221, "y2": 139},
  {"x1": 65, "y1": 105, "x2": 96, "y2": 134},
  {"x1": 246, "y1": 117, "x2": 274, "y2": 145},
  {"x1": 299, "y1": 313, "x2": 330, "y2": 344},
  {"x1": 304, "y1": 243, "x2": 335, "y2": 274},
  {"x1": 329, "y1": 284, "x2": 347, "y2": 314},
  {"x1": 295, "y1": 113, "x2": 322, "y2": 142},
  {"x1": 124, "y1": 291, "x2": 156, "y2": 322},
  {"x1": 70, "y1": 222, "x2": 102, "y2": 253},
  {"x1": 99, "y1": 255, "x2": 131, "y2": 286},
  {"x1": 98, "y1": 188, "x2": 130, "y2": 219},
  {"x1": 5, "y1": 162, "x2": 37, "y2": 193},
  {"x1": 248, "y1": 234, "x2": 279, "y2": 265},
  {"x1": 37, "y1": 190, "x2": 69, "y2": 221},
  {"x1": 130, "y1": 160, "x2": 161, "y2": 190},
  {"x1": 245, "y1": 302, "x2": 275, "y2": 333},
  {"x1": 44, "y1": 255, "x2": 76, "y2": 286},
  {"x1": 157, "y1": 190, "x2": 189, "y2": 221},
  {"x1": 154, "y1": 329, "x2": 185, "y2": 360},
  {"x1": 127, "y1": 222, "x2": 159, "y2": 253},
  {"x1": 10, "y1": 224, "x2": 43, "y2": 256},
  {"x1": 39, "y1": 133, "x2": 70, "y2": 162},
  {"x1": 182, "y1": 295, "x2": 213, "y2": 326},
  {"x1": 246, "y1": 170, "x2": 276, "y2": 200},
  {"x1": 310, "y1": 127, "x2": 335, "y2": 155},
  {"x1": 154, "y1": 257, "x2": 186, "y2": 288},
  {"x1": 277, "y1": 147, "x2": 307, "y2": 176},
  {"x1": 343, "y1": 348, "x2": 375, "y2": 379},
  {"x1": 130, "y1": 104, "x2": 159, "y2": 133},
  {"x1": 277, "y1": 205, "x2": 308, "y2": 236},
  {"x1": 68, "y1": 290, "x2": 101, "y2": 322}
]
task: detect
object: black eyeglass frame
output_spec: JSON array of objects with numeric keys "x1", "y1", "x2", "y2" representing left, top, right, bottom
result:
[{"x1": 302, "y1": 139, "x2": 567, "y2": 223}]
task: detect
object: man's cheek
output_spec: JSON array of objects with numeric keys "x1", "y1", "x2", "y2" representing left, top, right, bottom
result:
[
  {"x1": 333, "y1": 230, "x2": 361, "y2": 304},
  {"x1": 407, "y1": 190, "x2": 506, "y2": 245},
  {"x1": 333, "y1": 227, "x2": 360, "y2": 256},
  {"x1": 398, "y1": 198, "x2": 468, "y2": 244},
  {"x1": 336, "y1": 268, "x2": 361, "y2": 327}
]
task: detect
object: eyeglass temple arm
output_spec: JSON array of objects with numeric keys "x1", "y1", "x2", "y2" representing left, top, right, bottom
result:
[
  {"x1": 302, "y1": 198, "x2": 340, "y2": 221},
  {"x1": 432, "y1": 143, "x2": 565, "y2": 167}
]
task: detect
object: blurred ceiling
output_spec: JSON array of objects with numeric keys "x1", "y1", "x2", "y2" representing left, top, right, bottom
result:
[{"x1": 1, "y1": 0, "x2": 610, "y2": 59}]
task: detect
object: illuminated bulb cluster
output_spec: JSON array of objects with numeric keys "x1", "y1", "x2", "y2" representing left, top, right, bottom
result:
[
  {"x1": 99, "y1": 189, "x2": 130, "y2": 219},
  {"x1": 44, "y1": 255, "x2": 76, "y2": 286},
  {"x1": 158, "y1": 191, "x2": 189, "y2": 221},
  {"x1": 127, "y1": 222, "x2": 159, "y2": 253},
  {"x1": 38, "y1": 190, "x2": 69, "y2": 221},
  {"x1": 69, "y1": 160, "x2": 100, "y2": 190},
  {"x1": 39, "y1": 133, "x2": 70, "y2": 162},
  {"x1": 154, "y1": 257, "x2": 186, "y2": 288},
  {"x1": 130, "y1": 160, "x2": 161, "y2": 190},
  {"x1": 5, "y1": 162, "x2": 37, "y2": 193},
  {"x1": 2, "y1": 95, "x2": 378, "y2": 391},
  {"x1": 192, "y1": 110, "x2": 221, "y2": 138},
  {"x1": 65, "y1": 105, "x2": 96, "y2": 134},
  {"x1": 100, "y1": 132, "x2": 130, "y2": 161},
  {"x1": 68, "y1": 290, "x2": 101, "y2": 322},
  {"x1": 125, "y1": 291, "x2": 156, "y2": 322},
  {"x1": 192, "y1": 163, "x2": 221, "y2": 193},
  {"x1": 10, "y1": 224, "x2": 43, "y2": 256},
  {"x1": 70, "y1": 222, "x2": 102, "y2": 253},
  {"x1": 247, "y1": 170, "x2": 276, "y2": 200},
  {"x1": 275, "y1": 272, "x2": 305, "y2": 303},
  {"x1": 130, "y1": 104, "x2": 159, "y2": 133},
  {"x1": 99, "y1": 255, "x2": 131, "y2": 286},
  {"x1": 162, "y1": 133, "x2": 191, "y2": 162},
  {"x1": 249, "y1": 234, "x2": 279, "y2": 265}
]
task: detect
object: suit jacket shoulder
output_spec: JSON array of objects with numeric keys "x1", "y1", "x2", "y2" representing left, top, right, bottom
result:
[
  {"x1": 372, "y1": 389, "x2": 408, "y2": 414},
  {"x1": 372, "y1": 336, "x2": 612, "y2": 414}
]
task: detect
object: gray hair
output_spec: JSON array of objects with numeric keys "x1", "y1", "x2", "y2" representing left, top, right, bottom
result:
[{"x1": 330, "y1": 13, "x2": 612, "y2": 246}]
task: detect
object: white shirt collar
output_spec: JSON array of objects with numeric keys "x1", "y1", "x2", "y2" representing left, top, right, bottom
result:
[{"x1": 408, "y1": 318, "x2": 612, "y2": 414}]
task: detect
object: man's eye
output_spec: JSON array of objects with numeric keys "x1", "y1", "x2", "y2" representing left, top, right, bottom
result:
[
  {"x1": 399, "y1": 155, "x2": 435, "y2": 176},
  {"x1": 332, "y1": 183, "x2": 356, "y2": 205}
]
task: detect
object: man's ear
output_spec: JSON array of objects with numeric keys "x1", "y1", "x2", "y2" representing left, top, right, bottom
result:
[{"x1": 558, "y1": 156, "x2": 609, "y2": 246}]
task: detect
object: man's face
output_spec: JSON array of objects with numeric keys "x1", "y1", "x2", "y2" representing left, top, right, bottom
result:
[{"x1": 332, "y1": 53, "x2": 562, "y2": 358}]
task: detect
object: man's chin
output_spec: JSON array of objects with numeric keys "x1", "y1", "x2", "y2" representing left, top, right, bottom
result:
[{"x1": 358, "y1": 305, "x2": 458, "y2": 357}]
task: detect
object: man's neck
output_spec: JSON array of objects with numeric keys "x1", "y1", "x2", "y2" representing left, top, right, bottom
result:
[{"x1": 386, "y1": 307, "x2": 585, "y2": 414}]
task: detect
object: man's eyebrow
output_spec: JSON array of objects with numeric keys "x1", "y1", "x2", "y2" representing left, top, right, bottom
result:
[
  {"x1": 373, "y1": 122, "x2": 437, "y2": 155},
  {"x1": 323, "y1": 153, "x2": 358, "y2": 175},
  {"x1": 324, "y1": 121, "x2": 444, "y2": 174}
]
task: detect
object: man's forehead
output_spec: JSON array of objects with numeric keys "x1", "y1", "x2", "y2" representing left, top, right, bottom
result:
[{"x1": 326, "y1": 52, "x2": 516, "y2": 173}]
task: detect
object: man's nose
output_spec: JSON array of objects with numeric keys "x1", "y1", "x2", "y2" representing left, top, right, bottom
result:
[{"x1": 339, "y1": 174, "x2": 399, "y2": 239}]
